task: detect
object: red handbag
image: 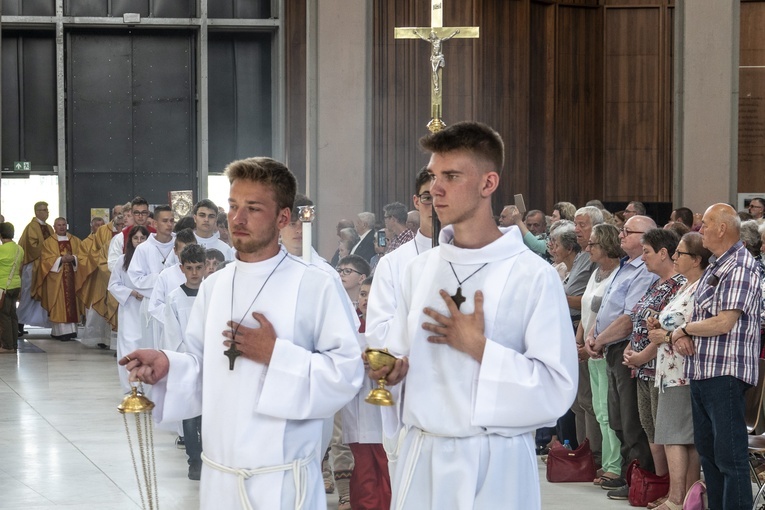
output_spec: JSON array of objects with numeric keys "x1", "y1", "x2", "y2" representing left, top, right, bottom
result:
[
  {"x1": 626, "y1": 459, "x2": 669, "y2": 507},
  {"x1": 545, "y1": 438, "x2": 596, "y2": 483}
]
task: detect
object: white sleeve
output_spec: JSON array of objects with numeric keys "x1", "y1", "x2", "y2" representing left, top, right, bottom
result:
[
  {"x1": 161, "y1": 292, "x2": 185, "y2": 352},
  {"x1": 107, "y1": 260, "x2": 133, "y2": 306},
  {"x1": 127, "y1": 245, "x2": 158, "y2": 292},
  {"x1": 364, "y1": 254, "x2": 398, "y2": 349},
  {"x1": 257, "y1": 268, "x2": 364, "y2": 420},
  {"x1": 148, "y1": 272, "x2": 168, "y2": 324},
  {"x1": 107, "y1": 234, "x2": 124, "y2": 272},
  {"x1": 50, "y1": 257, "x2": 64, "y2": 273},
  {"x1": 473, "y1": 265, "x2": 578, "y2": 428},
  {"x1": 152, "y1": 285, "x2": 206, "y2": 425}
]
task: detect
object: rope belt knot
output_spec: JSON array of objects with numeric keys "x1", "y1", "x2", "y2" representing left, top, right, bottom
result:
[{"x1": 201, "y1": 450, "x2": 315, "y2": 510}]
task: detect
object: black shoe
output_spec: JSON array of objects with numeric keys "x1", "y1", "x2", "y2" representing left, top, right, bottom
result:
[
  {"x1": 535, "y1": 445, "x2": 549, "y2": 456},
  {"x1": 606, "y1": 485, "x2": 629, "y2": 500},
  {"x1": 188, "y1": 462, "x2": 201, "y2": 481},
  {"x1": 97, "y1": 343, "x2": 108, "y2": 349},
  {"x1": 600, "y1": 476, "x2": 627, "y2": 490},
  {"x1": 176, "y1": 436, "x2": 186, "y2": 449}
]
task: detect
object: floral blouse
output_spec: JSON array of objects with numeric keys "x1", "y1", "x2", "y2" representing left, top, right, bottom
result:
[
  {"x1": 629, "y1": 273, "x2": 687, "y2": 381},
  {"x1": 655, "y1": 279, "x2": 699, "y2": 390}
]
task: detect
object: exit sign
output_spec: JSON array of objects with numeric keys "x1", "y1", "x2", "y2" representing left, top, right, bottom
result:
[{"x1": 13, "y1": 161, "x2": 30, "y2": 171}]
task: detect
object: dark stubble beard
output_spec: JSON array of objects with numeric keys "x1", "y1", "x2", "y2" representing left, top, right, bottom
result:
[{"x1": 232, "y1": 222, "x2": 280, "y2": 256}]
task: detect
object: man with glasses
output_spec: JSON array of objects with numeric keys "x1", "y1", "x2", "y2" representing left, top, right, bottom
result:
[
  {"x1": 367, "y1": 167, "x2": 435, "y2": 367},
  {"x1": 623, "y1": 201, "x2": 646, "y2": 220},
  {"x1": 108, "y1": 197, "x2": 156, "y2": 271},
  {"x1": 585, "y1": 214, "x2": 659, "y2": 500},
  {"x1": 383, "y1": 202, "x2": 415, "y2": 254},
  {"x1": 748, "y1": 197, "x2": 765, "y2": 220}
]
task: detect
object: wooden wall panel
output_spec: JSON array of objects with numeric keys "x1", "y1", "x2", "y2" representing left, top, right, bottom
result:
[
  {"x1": 529, "y1": 1, "x2": 557, "y2": 210},
  {"x1": 284, "y1": 0, "x2": 307, "y2": 187},
  {"x1": 554, "y1": 5, "x2": 603, "y2": 206},
  {"x1": 370, "y1": 0, "x2": 674, "y2": 217},
  {"x1": 603, "y1": 6, "x2": 672, "y2": 202},
  {"x1": 477, "y1": 0, "x2": 530, "y2": 212},
  {"x1": 738, "y1": 1, "x2": 765, "y2": 192}
]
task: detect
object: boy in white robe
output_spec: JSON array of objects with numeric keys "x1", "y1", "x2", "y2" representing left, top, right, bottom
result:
[
  {"x1": 147, "y1": 228, "x2": 197, "y2": 340},
  {"x1": 192, "y1": 198, "x2": 235, "y2": 261},
  {"x1": 163, "y1": 243, "x2": 206, "y2": 480},
  {"x1": 108, "y1": 225, "x2": 150, "y2": 393},
  {"x1": 121, "y1": 157, "x2": 363, "y2": 510},
  {"x1": 342, "y1": 276, "x2": 391, "y2": 510},
  {"x1": 367, "y1": 122, "x2": 578, "y2": 510},
  {"x1": 127, "y1": 205, "x2": 177, "y2": 348}
]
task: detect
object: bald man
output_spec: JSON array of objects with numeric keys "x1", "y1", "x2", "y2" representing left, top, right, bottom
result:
[{"x1": 670, "y1": 204, "x2": 761, "y2": 510}]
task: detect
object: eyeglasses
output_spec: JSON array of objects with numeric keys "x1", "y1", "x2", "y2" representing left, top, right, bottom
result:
[
  {"x1": 675, "y1": 250, "x2": 696, "y2": 257},
  {"x1": 132, "y1": 210, "x2": 150, "y2": 216},
  {"x1": 620, "y1": 228, "x2": 645, "y2": 236},
  {"x1": 336, "y1": 267, "x2": 362, "y2": 276},
  {"x1": 417, "y1": 193, "x2": 433, "y2": 205},
  {"x1": 749, "y1": 204, "x2": 764, "y2": 210},
  {"x1": 586, "y1": 242, "x2": 600, "y2": 248}
]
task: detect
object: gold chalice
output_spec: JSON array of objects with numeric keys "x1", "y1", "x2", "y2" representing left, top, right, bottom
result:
[{"x1": 364, "y1": 348, "x2": 398, "y2": 406}]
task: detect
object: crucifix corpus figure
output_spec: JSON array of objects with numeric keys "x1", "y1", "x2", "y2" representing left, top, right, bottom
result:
[
  {"x1": 395, "y1": 0, "x2": 479, "y2": 133},
  {"x1": 414, "y1": 29, "x2": 459, "y2": 95}
]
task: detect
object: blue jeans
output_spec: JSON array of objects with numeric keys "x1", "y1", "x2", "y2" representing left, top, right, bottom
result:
[
  {"x1": 690, "y1": 377, "x2": 752, "y2": 510},
  {"x1": 182, "y1": 415, "x2": 202, "y2": 466}
]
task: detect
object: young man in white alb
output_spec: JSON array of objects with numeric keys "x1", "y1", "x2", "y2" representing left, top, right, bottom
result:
[{"x1": 368, "y1": 121, "x2": 578, "y2": 510}]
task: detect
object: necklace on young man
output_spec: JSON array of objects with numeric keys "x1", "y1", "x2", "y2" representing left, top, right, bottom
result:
[
  {"x1": 154, "y1": 244, "x2": 173, "y2": 265},
  {"x1": 225, "y1": 252, "x2": 288, "y2": 370},
  {"x1": 448, "y1": 262, "x2": 488, "y2": 310}
]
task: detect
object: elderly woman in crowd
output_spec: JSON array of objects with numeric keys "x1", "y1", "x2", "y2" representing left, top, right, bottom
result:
[
  {"x1": 643, "y1": 232, "x2": 709, "y2": 510},
  {"x1": 577, "y1": 223, "x2": 625, "y2": 486},
  {"x1": 337, "y1": 227, "x2": 360, "y2": 260},
  {"x1": 623, "y1": 229, "x2": 686, "y2": 502},
  {"x1": 552, "y1": 201, "x2": 577, "y2": 222},
  {"x1": 548, "y1": 221, "x2": 579, "y2": 282}
]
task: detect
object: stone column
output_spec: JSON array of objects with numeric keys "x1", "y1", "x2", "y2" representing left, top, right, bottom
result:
[
  {"x1": 674, "y1": 0, "x2": 740, "y2": 212},
  {"x1": 308, "y1": 0, "x2": 371, "y2": 259}
]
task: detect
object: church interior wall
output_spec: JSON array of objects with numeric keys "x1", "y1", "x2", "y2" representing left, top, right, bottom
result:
[{"x1": 0, "y1": 0, "x2": 761, "y2": 252}]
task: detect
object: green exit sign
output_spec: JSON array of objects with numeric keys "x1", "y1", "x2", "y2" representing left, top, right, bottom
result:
[{"x1": 13, "y1": 161, "x2": 30, "y2": 172}]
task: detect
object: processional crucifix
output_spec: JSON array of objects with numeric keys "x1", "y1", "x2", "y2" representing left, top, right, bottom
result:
[
  {"x1": 395, "y1": 1, "x2": 479, "y2": 246},
  {"x1": 394, "y1": 0, "x2": 480, "y2": 134}
]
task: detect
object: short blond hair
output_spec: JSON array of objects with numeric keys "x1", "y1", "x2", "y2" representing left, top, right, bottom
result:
[{"x1": 224, "y1": 157, "x2": 296, "y2": 211}]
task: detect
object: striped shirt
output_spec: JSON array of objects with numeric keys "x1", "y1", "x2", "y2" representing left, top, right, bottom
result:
[{"x1": 686, "y1": 241, "x2": 762, "y2": 386}]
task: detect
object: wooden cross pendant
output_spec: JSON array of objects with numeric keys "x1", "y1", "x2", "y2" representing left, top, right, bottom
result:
[
  {"x1": 224, "y1": 343, "x2": 242, "y2": 370},
  {"x1": 450, "y1": 287, "x2": 466, "y2": 310}
]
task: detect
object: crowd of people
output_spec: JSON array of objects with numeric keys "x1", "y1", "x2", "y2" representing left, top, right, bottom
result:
[
  {"x1": 0, "y1": 120, "x2": 761, "y2": 510},
  {"x1": 497, "y1": 196, "x2": 763, "y2": 510}
]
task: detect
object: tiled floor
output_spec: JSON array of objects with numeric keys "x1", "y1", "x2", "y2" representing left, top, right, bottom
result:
[{"x1": 0, "y1": 329, "x2": 623, "y2": 509}]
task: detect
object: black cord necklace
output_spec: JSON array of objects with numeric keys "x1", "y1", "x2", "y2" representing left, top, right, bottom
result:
[
  {"x1": 225, "y1": 252, "x2": 288, "y2": 370},
  {"x1": 448, "y1": 262, "x2": 488, "y2": 310}
]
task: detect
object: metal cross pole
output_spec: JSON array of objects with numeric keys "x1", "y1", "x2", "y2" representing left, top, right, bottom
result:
[{"x1": 394, "y1": 0, "x2": 479, "y2": 134}]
